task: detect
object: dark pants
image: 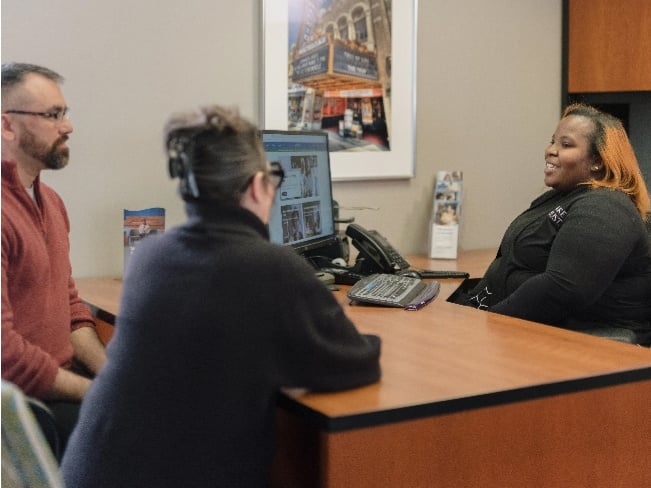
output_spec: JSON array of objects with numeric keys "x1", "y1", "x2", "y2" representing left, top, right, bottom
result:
[
  {"x1": 44, "y1": 401, "x2": 81, "y2": 460},
  {"x1": 30, "y1": 363, "x2": 91, "y2": 462},
  {"x1": 29, "y1": 399, "x2": 80, "y2": 463}
]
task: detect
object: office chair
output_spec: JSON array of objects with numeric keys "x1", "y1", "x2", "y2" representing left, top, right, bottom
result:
[
  {"x1": 582, "y1": 327, "x2": 639, "y2": 345},
  {"x1": 1, "y1": 381, "x2": 65, "y2": 488},
  {"x1": 582, "y1": 220, "x2": 651, "y2": 346},
  {"x1": 26, "y1": 397, "x2": 61, "y2": 462}
]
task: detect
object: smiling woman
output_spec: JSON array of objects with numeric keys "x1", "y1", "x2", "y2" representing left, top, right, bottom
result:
[
  {"x1": 543, "y1": 113, "x2": 596, "y2": 192},
  {"x1": 450, "y1": 103, "x2": 651, "y2": 345}
]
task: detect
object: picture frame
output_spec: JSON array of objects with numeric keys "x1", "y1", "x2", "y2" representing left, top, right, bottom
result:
[{"x1": 261, "y1": 0, "x2": 417, "y2": 180}]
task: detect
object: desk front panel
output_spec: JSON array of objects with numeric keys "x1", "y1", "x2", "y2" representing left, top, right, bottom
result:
[{"x1": 274, "y1": 379, "x2": 651, "y2": 487}]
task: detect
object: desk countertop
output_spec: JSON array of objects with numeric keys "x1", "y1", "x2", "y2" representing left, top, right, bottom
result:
[{"x1": 75, "y1": 249, "x2": 651, "y2": 431}]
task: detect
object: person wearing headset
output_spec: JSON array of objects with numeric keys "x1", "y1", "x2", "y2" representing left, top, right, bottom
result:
[{"x1": 62, "y1": 105, "x2": 381, "y2": 487}]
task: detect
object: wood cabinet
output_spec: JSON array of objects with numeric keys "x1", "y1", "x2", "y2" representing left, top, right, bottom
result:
[{"x1": 566, "y1": 0, "x2": 651, "y2": 93}]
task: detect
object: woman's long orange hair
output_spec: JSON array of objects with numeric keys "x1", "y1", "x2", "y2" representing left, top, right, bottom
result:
[{"x1": 563, "y1": 103, "x2": 650, "y2": 219}]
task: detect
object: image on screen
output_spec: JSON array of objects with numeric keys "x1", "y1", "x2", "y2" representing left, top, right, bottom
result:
[{"x1": 262, "y1": 130, "x2": 337, "y2": 255}]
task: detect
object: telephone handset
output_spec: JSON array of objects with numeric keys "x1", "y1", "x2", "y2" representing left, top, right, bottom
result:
[{"x1": 346, "y1": 223, "x2": 410, "y2": 274}]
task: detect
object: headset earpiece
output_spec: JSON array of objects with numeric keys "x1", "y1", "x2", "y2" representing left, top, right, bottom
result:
[{"x1": 167, "y1": 135, "x2": 200, "y2": 198}]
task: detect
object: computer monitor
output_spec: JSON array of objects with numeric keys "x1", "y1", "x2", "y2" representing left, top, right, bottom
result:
[{"x1": 262, "y1": 130, "x2": 338, "y2": 255}]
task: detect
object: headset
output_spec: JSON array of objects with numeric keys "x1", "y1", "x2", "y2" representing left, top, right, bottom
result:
[{"x1": 167, "y1": 134, "x2": 200, "y2": 198}]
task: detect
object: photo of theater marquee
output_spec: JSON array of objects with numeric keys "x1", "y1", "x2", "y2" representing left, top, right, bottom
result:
[{"x1": 288, "y1": 0, "x2": 392, "y2": 152}]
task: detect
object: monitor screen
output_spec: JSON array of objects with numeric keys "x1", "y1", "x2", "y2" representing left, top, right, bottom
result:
[{"x1": 262, "y1": 130, "x2": 337, "y2": 255}]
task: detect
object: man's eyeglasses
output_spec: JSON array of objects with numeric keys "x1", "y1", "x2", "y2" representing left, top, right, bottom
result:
[
  {"x1": 241, "y1": 162, "x2": 285, "y2": 192},
  {"x1": 268, "y1": 162, "x2": 285, "y2": 189},
  {"x1": 3, "y1": 108, "x2": 69, "y2": 123}
]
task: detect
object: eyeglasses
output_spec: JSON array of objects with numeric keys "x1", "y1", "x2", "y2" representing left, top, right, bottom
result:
[
  {"x1": 268, "y1": 162, "x2": 285, "y2": 189},
  {"x1": 3, "y1": 107, "x2": 69, "y2": 123},
  {"x1": 240, "y1": 162, "x2": 285, "y2": 192}
]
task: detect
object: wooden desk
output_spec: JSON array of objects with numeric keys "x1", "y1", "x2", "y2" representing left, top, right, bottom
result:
[{"x1": 75, "y1": 249, "x2": 651, "y2": 487}]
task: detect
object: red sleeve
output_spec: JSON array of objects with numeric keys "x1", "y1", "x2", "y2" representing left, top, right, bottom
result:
[
  {"x1": 68, "y1": 275, "x2": 96, "y2": 332},
  {"x1": 1, "y1": 256, "x2": 59, "y2": 398}
]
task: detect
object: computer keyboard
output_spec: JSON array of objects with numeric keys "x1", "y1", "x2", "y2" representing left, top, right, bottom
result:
[{"x1": 347, "y1": 274, "x2": 440, "y2": 310}]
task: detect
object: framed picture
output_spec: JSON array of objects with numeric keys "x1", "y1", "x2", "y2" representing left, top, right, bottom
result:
[{"x1": 261, "y1": 0, "x2": 417, "y2": 180}]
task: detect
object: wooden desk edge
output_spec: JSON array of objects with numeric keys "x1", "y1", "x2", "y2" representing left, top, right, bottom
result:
[{"x1": 279, "y1": 364, "x2": 651, "y2": 432}]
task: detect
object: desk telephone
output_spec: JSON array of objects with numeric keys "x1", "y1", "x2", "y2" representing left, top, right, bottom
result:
[
  {"x1": 344, "y1": 223, "x2": 470, "y2": 279},
  {"x1": 346, "y1": 223, "x2": 410, "y2": 274}
]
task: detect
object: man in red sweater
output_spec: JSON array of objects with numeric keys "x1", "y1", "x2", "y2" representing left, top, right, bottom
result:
[{"x1": 1, "y1": 62, "x2": 107, "y2": 455}]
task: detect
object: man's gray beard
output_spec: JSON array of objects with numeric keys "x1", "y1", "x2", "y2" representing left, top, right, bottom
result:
[
  {"x1": 43, "y1": 144, "x2": 69, "y2": 170},
  {"x1": 19, "y1": 132, "x2": 69, "y2": 170}
]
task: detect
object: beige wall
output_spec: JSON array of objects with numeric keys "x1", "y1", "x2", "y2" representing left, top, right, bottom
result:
[{"x1": 2, "y1": 0, "x2": 561, "y2": 277}]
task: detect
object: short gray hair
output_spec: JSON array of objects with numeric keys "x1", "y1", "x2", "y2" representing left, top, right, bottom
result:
[
  {"x1": 164, "y1": 105, "x2": 266, "y2": 204},
  {"x1": 2, "y1": 62, "x2": 64, "y2": 105}
]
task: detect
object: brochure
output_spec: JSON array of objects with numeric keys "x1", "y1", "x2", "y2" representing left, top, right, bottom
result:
[
  {"x1": 123, "y1": 207, "x2": 165, "y2": 274},
  {"x1": 429, "y1": 171, "x2": 462, "y2": 259}
]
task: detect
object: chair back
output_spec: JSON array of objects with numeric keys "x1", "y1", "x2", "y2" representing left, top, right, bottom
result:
[{"x1": 1, "y1": 381, "x2": 65, "y2": 488}]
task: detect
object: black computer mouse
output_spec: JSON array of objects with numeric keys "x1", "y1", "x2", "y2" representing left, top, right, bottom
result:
[{"x1": 396, "y1": 269, "x2": 422, "y2": 279}]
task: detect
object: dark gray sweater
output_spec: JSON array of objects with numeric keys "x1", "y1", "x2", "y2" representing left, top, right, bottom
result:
[{"x1": 62, "y1": 203, "x2": 381, "y2": 487}]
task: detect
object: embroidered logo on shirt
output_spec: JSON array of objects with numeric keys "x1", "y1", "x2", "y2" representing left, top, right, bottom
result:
[
  {"x1": 547, "y1": 205, "x2": 567, "y2": 229},
  {"x1": 469, "y1": 287, "x2": 493, "y2": 310}
]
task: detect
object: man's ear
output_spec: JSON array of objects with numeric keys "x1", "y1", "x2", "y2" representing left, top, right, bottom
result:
[
  {"x1": 240, "y1": 171, "x2": 270, "y2": 222},
  {"x1": 247, "y1": 171, "x2": 268, "y2": 204},
  {"x1": 1, "y1": 114, "x2": 17, "y2": 142}
]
